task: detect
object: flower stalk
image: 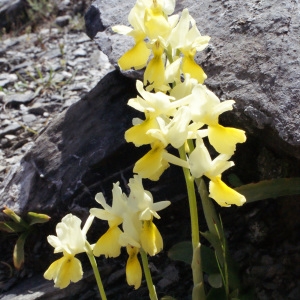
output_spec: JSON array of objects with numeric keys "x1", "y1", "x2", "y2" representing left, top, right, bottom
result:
[
  {"x1": 140, "y1": 248, "x2": 158, "y2": 300},
  {"x1": 178, "y1": 145, "x2": 205, "y2": 299},
  {"x1": 85, "y1": 242, "x2": 107, "y2": 300}
]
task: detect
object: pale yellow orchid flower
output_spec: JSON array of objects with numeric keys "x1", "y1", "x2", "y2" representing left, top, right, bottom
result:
[
  {"x1": 168, "y1": 8, "x2": 210, "y2": 83},
  {"x1": 189, "y1": 137, "x2": 246, "y2": 206},
  {"x1": 44, "y1": 214, "x2": 93, "y2": 288}
]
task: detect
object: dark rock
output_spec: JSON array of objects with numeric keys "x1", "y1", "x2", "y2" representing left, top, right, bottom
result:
[
  {"x1": 85, "y1": 0, "x2": 300, "y2": 159},
  {"x1": 84, "y1": 2, "x2": 106, "y2": 39},
  {"x1": 0, "y1": 0, "x2": 28, "y2": 32},
  {"x1": 55, "y1": 15, "x2": 71, "y2": 27}
]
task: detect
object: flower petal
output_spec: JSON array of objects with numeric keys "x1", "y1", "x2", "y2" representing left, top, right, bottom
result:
[
  {"x1": 126, "y1": 246, "x2": 142, "y2": 289},
  {"x1": 182, "y1": 55, "x2": 207, "y2": 83},
  {"x1": 44, "y1": 255, "x2": 83, "y2": 289},
  {"x1": 93, "y1": 226, "x2": 122, "y2": 258},
  {"x1": 133, "y1": 144, "x2": 170, "y2": 181},
  {"x1": 140, "y1": 221, "x2": 163, "y2": 256},
  {"x1": 118, "y1": 40, "x2": 151, "y2": 70},
  {"x1": 209, "y1": 176, "x2": 246, "y2": 207},
  {"x1": 208, "y1": 124, "x2": 246, "y2": 155}
]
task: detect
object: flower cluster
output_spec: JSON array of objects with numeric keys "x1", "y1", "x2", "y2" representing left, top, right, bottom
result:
[
  {"x1": 90, "y1": 175, "x2": 170, "y2": 289},
  {"x1": 116, "y1": 0, "x2": 247, "y2": 207}
]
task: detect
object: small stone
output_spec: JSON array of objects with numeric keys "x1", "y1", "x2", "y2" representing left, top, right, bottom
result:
[
  {"x1": 45, "y1": 49, "x2": 62, "y2": 59},
  {"x1": 4, "y1": 135, "x2": 17, "y2": 140},
  {"x1": 28, "y1": 104, "x2": 46, "y2": 116},
  {"x1": 73, "y1": 48, "x2": 87, "y2": 57},
  {"x1": 0, "y1": 123, "x2": 22, "y2": 138},
  {"x1": 4, "y1": 91, "x2": 35, "y2": 105},
  {"x1": 22, "y1": 114, "x2": 37, "y2": 123},
  {"x1": 55, "y1": 15, "x2": 72, "y2": 27},
  {"x1": 0, "y1": 73, "x2": 18, "y2": 87},
  {"x1": 0, "y1": 58, "x2": 10, "y2": 72}
]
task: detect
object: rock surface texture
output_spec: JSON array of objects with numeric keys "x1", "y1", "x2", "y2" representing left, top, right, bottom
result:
[{"x1": 87, "y1": 0, "x2": 300, "y2": 158}]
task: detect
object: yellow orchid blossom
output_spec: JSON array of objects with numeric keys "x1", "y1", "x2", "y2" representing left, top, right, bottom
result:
[
  {"x1": 189, "y1": 137, "x2": 246, "y2": 207},
  {"x1": 168, "y1": 8, "x2": 210, "y2": 83},
  {"x1": 44, "y1": 214, "x2": 92, "y2": 288}
]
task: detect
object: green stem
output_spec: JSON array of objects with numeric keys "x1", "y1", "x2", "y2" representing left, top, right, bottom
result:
[
  {"x1": 85, "y1": 243, "x2": 107, "y2": 300},
  {"x1": 140, "y1": 248, "x2": 158, "y2": 300},
  {"x1": 178, "y1": 145, "x2": 205, "y2": 300}
]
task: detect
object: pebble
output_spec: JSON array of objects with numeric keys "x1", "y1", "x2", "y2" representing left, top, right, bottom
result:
[
  {"x1": 4, "y1": 91, "x2": 36, "y2": 105},
  {"x1": 55, "y1": 15, "x2": 72, "y2": 27},
  {"x1": 73, "y1": 48, "x2": 87, "y2": 57}
]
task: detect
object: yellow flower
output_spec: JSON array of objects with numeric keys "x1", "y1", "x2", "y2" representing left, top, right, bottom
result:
[
  {"x1": 168, "y1": 8, "x2": 210, "y2": 83},
  {"x1": 44, "y1": 254, "x2": 83, "y2": 289},
  {"x1": 44, "y1": 214, "x2": 91, "y2": 288},
  {"x1": 126, "y1": 245, "x2": 142, "y2": 289},
  {"x1": 189, "y1": 137, "x2": 246, "y2": 207},
  {"x1": 93, "y1": 225, "x2": 122, "y2": 258},
  {"x1": 186, "y1": 84, "x2": 246, "y2": 154},
  {"x1": 127, "y1": 80, "x2": 176, "y2": 117},
  {"x1": 112, "y1": 3, "x2": 151, "y2": 70},
  {"x1": 140, "y1": 220, "x2": 163, "y2": 256},
  {"x1": 128, "y1": 175, "x2": 171, "y2": 221},
  {"x1": 209, "y1": 176, "x2": 246, "y2": 207}
]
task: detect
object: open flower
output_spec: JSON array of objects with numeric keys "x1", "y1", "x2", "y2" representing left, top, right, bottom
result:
[
  {"x1": 90, "y1": 183, "x2": 127, "y2": 258},
  {"x1": 44, "y1": 214, "x2": 92, "y2": 288},
  {"x1": 189, "y1": 137, "x2": 246, "y2": 207},
  {"x1": 113, "y1": 0, "x2": 177, "y2": 71},
  {"x1": 168, "y1": 9, "x2": 210, "y2": 83},
  {"x1": 186, "y1": 84, "x2": 246, "y2": 155}
]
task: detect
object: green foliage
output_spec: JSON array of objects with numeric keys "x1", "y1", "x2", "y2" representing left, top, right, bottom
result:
[
  {"x1": 235, "y1": 177, "x2": 300, "y2": 203},
  {"x1": 0, "y1": 207, "x2": 50, "y2": 269}
]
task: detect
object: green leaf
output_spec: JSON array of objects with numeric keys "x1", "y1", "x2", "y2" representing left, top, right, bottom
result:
[
  {"x1": 168, "y1": 241, "x2": 220, "y2": 274},
  {"x1": 168, "y1": 241, "x2": 192, "y2": 265},
  {"x1": 208, "y1": 273, "x2": 223, "y2": 288},
  {"x1": 3, "y1": 207, "x2": 29, "y2": 229},
  {"x1": 161, "y1": 297, "x2": 177, "y2": 300},
  {"x1": 0, "y1": 221, "x2": 26, "y2": 233},
  {"x1": 235, "y1": 178, "x2": 300, "y2": 203},
  {"x1": 13, "y1": 231, "x2": 29, "y2": 270},
  {"x1": 26, "y1": 212, "x2": 51, "y2": 226}
]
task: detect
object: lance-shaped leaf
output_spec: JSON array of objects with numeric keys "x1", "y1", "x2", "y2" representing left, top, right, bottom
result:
[
  {"x1": 13, "y1": 231, "x2": 30, "y2": 270},
  {"x1": 235, "y1": 178, "x2": 300, "y2": 203},
  {"x1": 3, "y1": 207, "x2": 29, "y2": 230},
  {"x1": 26, "y1": 212, "x2": 51, "y2": 226},
  {"x1": 0, "y1": 221, "x2": 26, "y2": 233}
]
